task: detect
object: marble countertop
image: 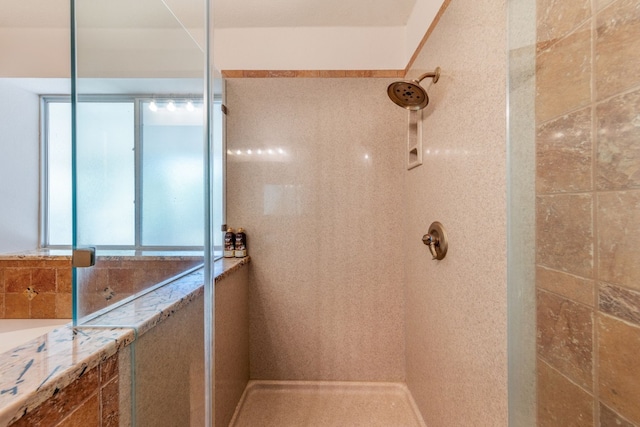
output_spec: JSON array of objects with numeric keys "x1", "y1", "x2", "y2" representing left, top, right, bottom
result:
[{"x1": 0, "y1": 257, "x2": 249, "y2": 426}]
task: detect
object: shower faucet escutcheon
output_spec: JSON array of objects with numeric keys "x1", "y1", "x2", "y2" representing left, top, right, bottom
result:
[{"x1": 422, "y1": 221, "x2": 448, "y2": 260}]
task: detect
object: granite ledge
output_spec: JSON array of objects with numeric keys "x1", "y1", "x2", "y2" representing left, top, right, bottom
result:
[{"x1": 0, "y1": 256, "x2": 250, "y2": 426}]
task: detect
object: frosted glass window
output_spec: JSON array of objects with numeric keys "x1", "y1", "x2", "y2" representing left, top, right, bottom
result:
[
  {"x1": 47, "y1": 103, "x2": 73, "y2": 245},
  {"x1": 46, "y1": 101, "x2": 135, "y2": 246},
  {"x1": 141, "y1": 101, "x2": 204, "y2": 246},
  {"x1": 44, "y1": 97, "x2": 216, "y2": 250},
  {"x1": 76, "y1": 102, "x2": 135, "y2": 245}
]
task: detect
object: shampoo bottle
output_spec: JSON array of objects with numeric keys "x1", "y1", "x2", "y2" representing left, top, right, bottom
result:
[
  {"x1": 224, "y1": 228, "x2": 235, "y2": 258},
  {"x1": 235, "y1": 228, "x2": 247, "y2": 258}
]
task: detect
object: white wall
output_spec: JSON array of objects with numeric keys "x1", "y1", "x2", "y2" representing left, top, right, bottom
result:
[
  {"x1": 213, "y1": 26, "x2": 406, "y2": 70},
  {"x1": 0, "y1": 29, "x2": 70, "y2": 78},
  {"x1": 0, "y1": 80, "x2": 41, "y2": 253},
  {"x1": 0, "y1": 0, "x2": 448, "y2": 75},
  {"x1": 0, "y1": 26, "x2": 408, "y2": 74},
  {"x1": 212, "y1": 1, "x2": 446, "y2": 70}
]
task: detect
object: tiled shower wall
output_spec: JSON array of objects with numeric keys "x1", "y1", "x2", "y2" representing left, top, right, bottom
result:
[
  {"x1": 226, "y1": 78, "x2": 406, "y2": 381},
  {"x1": 535, "y1": 0, "x2": 640, "y2": 425},
  {"x1": 402, "y1": 0, "x2": 509, "y2": 424}
]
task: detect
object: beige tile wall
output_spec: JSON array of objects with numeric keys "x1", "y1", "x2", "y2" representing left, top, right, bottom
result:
[
  {"x1": 226, "y1": 78, "x2": 406, "y2": 381},
  {"x1": 215, "y1": 266, "x2": 249, "y2": 427},
  {"x1": 402, "y1": 0, "x2": 509, "y2": 424},
  {"x1": 133, "y1": 292, "x2": 205, "y2": 426},
  {"x1": 536, "y1": 0, "x2": 640, "y2": 424}
]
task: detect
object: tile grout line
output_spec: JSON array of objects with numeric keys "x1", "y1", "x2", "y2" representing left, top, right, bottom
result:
[{"x1": 590, "y1": 0, "x2": 601, "y2": 424}]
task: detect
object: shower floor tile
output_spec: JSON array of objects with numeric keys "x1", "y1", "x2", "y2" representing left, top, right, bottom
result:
[{"x1": 229, "y1": 380, "x2": 426, "y2": 427}]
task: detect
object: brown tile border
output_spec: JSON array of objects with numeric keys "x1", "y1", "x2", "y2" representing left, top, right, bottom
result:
[{"x1": 221, "y1": 70, "x2": 405, "y2": 78}]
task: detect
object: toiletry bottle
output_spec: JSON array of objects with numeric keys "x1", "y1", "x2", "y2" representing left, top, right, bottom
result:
[
  {"x1": 235, "y1": 228, "x2": 247, "y2": 258},
  {"x1": 224, "y1": 228, "x2": 236, "y2": 258}
]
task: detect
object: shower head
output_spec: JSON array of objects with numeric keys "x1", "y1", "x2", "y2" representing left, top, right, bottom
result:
[
  {"x1": 387, "y1": 67, "x2": 441, "y2": 110},
  {"x1": 387, "y1": 81, "x2": 429, "y2": 110}
]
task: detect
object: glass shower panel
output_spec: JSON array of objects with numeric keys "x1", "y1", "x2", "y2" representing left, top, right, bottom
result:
[
  {"x1": 71, "y1": 0, "x2": 212, "y2": 425},
  {"x1": 507, "y1": 0, "x2": 537, "y2": 424},
  {"x1": 72, "y1": 0, "x2": 207, "y2": 322}
]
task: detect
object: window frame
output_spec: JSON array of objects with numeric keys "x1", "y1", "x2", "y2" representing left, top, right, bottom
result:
[{"x1": 41, "y1": 94, "x2": 222, "y2": 252}]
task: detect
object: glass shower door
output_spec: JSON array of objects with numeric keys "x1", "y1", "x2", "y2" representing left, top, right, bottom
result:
[
  {"x1": 71, "y1": 0, "x2": 208, "y2": 324},
  {"x1": 71, "y1": 0, "x2": 213, "y2": 425}
]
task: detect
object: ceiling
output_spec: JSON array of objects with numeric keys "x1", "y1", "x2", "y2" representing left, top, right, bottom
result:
[{"x1": 0, "y1": 0, "x2": 417, "y2": 29}]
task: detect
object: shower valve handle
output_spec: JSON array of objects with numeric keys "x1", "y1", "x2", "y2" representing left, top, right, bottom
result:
[
  {"x1": 422, "y1": 234, "x2": 439, "y2": 259},
  {"x1": 422, "y1": 222, "x2": 448, "y2": 261}
]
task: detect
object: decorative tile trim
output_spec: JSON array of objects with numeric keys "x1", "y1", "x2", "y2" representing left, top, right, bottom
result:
[{"x1": 221, "y1": 70, "x2": 405, "y2": 78}]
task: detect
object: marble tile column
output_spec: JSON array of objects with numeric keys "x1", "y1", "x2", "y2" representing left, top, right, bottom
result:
[{"x1": 535, "y1": 0, "x2": 640, "y2": 424}]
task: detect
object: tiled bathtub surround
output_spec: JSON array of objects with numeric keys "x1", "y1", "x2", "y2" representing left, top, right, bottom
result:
[
  {"x1": 0, "y1": 251, "x2": 202, "y2": 319},
  {"x1": 536, "y1": 0, "x2": 640, "y2": 424},
  {"x1": 0, "y1": 255, "x2": 71, "y2": 319},
  {"x1": 76, "y1": 255, "x2": 203, "y2": 317},
  {"x1": 0, "y1": 257, "x2": 250, "y2": 426},
  {"x1": 0, "y1": 324, "x2": 134, "y2": 426},
  {"x1": 9, "y1": 352, "x2": 120, "y2": 427}
]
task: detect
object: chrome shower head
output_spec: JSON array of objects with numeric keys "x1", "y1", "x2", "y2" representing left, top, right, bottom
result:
[{"x1": 387, "y1": 67, "x2": 441, "y2": 110}]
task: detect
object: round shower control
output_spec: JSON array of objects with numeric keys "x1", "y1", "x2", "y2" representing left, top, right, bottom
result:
[{"x1": 422, "y1": 221, "x2": 448, "y2": 260}]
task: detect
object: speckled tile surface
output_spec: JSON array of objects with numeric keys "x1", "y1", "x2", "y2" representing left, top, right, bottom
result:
[
  {"x1": 402, "y1": 0, "x2": 510, "y2": 424},
  {"x1": 226, "y1": 78, "x2": 406, "y2": 382},
  {"x1": 0, "y1": 257, "x2": 249, "y2": 426}
]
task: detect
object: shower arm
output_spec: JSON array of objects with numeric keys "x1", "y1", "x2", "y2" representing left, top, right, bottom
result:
[{"x1": 415, "y1": 67, "x2": 441, "y2": 84}]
